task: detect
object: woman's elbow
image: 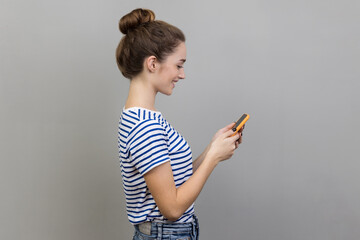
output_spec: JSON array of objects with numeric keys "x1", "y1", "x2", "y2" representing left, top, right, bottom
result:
[{"x1": 162, "y1": 209, "x2": 182, "y2": 222}]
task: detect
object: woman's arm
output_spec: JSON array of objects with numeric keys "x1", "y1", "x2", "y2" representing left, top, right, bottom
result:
[
  {"x1": 192, "y1": 145, "x2": 210, "y2": 173},
  {"x1": 144, "y1": 154, "x2": 215, "y2": 221},
  {"x1": 193, "y1": 122, "x2": 243, "y2": 172},
  {"x1": 144, "y1": 125, "x2": 242, "y2": 221}
]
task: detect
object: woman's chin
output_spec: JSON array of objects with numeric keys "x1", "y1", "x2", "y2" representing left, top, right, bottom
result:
[{"x1": 159, "y1": 88, "x2": 174, "y2": 96}]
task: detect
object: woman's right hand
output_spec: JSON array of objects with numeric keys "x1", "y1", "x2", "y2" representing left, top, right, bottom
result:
[{"x1": 206, "y1": 123, "x2": 242, "y2": 165}]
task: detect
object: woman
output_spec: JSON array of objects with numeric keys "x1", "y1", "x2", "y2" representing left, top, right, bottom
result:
[{"x1": 116, "y1": 8, "x2": 244, "y2": 240}]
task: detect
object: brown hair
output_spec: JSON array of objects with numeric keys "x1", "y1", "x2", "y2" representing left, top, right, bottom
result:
[{"x1": 115, "y1": 8, "x2": 186, "y2": 79}]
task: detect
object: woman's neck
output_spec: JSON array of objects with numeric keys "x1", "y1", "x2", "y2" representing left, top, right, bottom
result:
[{"x1": 125, "y1": 77, "x2": 157, "y2": 111}]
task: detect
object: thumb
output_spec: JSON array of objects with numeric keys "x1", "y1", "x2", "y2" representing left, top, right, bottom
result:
[
  {"x1": 227, "y1": 122, "x2": 236, "y2": 129},
  {"x1": 223, "y1": 122, "x2": 235, "y2": 131},
  {"x1": 223, "y1": 127, "x2": 238, "y2": 138},
  {"x1": 217, "y1": 122, "x2": 236, "y2": 135}
]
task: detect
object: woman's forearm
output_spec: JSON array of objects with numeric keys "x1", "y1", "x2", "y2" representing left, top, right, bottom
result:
[
  {"x1": 192, "y1": 145, "x2": 210, "y2": 172},
  {"x1": 173, "y1": 153, "x2": 218, "y2": 219}
]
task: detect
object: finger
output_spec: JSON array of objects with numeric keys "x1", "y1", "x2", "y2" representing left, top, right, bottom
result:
[
  {"x1": 225, "y1": 122, "x2": 236, "y2": 130},
  {"x1": 238, "y1": 132, "x2": 242, "y2": 142},
  {"x1": 229, "y1": 132, "x2": 241, "y2": 142},
  {"x1": 224, "y1": 128, "x2": 239, "y2": 138},
  {"x1": 238, "y1": 135, "x2": 242, "y2": 144},
  {"x1": 239, "y1": 126, "x2": 244, "y2": 133},
  {"x1": 218, "y1": 122, "x2": 236, "y2": 135}
]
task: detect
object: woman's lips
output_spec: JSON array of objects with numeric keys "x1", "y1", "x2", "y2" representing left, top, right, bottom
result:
[{"x1": 172, "y1": 80, "x2": 178, "y2": 88}]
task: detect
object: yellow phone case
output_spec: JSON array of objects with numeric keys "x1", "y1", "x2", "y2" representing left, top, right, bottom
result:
[{"x1": 231, "y1": 114, "x2": 250, "y2": 136}]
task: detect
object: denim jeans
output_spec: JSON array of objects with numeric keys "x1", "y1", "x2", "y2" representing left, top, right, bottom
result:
[{"x1": 132, "y1": 215, "x2": 199, "y2": 240}]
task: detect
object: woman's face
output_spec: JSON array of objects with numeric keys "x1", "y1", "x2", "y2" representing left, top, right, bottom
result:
[{"x1": 154, "y1": 42, "x2": 186, "y2": 95}]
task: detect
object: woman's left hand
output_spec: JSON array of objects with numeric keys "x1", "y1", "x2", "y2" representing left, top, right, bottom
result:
[{"x1": 210, "y1": 123, "x2": 245, "y2": 150}]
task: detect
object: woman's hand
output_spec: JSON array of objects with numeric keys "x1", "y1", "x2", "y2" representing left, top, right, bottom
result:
[
  {"x1": 210, "y1": 122, "x2": 235, "y2": 142},
  {"x1": 206, "y1": 122, "x2": 245, "y2": 164}
]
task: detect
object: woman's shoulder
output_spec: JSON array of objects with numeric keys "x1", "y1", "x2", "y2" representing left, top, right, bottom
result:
[
  {"x1": 120, "y1": 106, "x2": 167, "y2": 137},
  {"x1": 122, "y1": 106, "x2": 163, "y2": 122}
]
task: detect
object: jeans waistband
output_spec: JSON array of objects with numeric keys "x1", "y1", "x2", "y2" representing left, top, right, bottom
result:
[{"x1": 135, "y1": 215, "x2": 199, "y2": 238}]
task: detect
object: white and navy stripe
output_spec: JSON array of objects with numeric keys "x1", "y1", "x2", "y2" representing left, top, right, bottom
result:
[{"x1": 118, "y1": 107, "x2": 194, "y2": 224}]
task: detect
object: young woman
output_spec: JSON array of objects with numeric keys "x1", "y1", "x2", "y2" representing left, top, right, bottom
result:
[{"x1": 116, "y1": 8, "x2": 244, "y2": 240}]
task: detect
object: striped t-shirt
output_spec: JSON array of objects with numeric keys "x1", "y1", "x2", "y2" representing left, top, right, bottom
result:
[{"x1": 118, "y1": 107, "x2": 194, "y2": 224}]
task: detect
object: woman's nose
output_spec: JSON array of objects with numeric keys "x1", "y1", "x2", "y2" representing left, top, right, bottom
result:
[{"x1": 179, "y1": 69, "x2": 185, "y2": 79}]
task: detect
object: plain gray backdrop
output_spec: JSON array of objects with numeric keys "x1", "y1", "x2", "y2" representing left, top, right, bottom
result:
[{"x1": 1, "y1": 0, "x2": 359, "y2": 239}]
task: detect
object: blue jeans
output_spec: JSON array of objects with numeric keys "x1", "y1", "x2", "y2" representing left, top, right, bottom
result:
[{"x1": 133, "y1": 215, "x2": 199, "y2": 240}]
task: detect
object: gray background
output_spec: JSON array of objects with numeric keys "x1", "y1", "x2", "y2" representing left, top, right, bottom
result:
[{"x1": 1, "y1": 0, "x2": 359, "y2": 239}]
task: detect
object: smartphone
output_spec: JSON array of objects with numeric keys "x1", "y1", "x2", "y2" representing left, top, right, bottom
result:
[{"x1": 231, "y1": 114, "x2": 250, "y2": 136}]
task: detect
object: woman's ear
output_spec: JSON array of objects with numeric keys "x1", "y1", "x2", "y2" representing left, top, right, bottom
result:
[{"x1": 145, "y1": 56, "x2": 157, "y2": 73}]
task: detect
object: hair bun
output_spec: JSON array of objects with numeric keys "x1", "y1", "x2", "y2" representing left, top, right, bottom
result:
[{"x1": 119, "y1": 8, "x2": 155, "y2": 34}]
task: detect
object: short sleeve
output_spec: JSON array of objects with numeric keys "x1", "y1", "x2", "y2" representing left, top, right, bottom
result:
[{"x1": 127, "y1": 120, "x2": 170, "y2": 175}]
